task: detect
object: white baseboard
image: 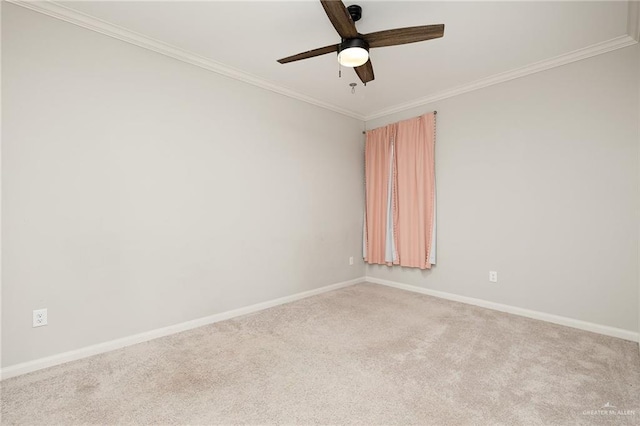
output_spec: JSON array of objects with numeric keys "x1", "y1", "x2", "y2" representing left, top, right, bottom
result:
[
  {"x1": 1, "y1": 276, "x2": 365, "y2": 380},
  {"x1": 4, "y1": 275, "x2": 635, "y2": 380},
  {"x1": 366, "y1": 276, "x2": 639, "y2": 343}
]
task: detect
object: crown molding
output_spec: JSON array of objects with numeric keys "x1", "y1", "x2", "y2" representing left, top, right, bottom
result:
[
  {"x1": 7, "y1": 0, "x2": 366, "y2": 121},
  {"x1": 364, "y1": 34, "x2": 638, "y2": 121},
  {"x1": 8, "y1": 1, "x2": 639, "y2": 124},
  {"x1": 629, "y1": 0, "x2": 640, "y2": 42}
]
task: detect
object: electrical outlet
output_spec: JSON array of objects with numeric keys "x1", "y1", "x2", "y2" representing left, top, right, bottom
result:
[
  {"x1": 489, "y1": 271, "x2": 498, "y2": 283},
  {"x1": 33, "y1": 309, "x2": 47, "y2": 327},
  {"x1": 349, "y1": 256, "x2": 354, "y2": 266}
]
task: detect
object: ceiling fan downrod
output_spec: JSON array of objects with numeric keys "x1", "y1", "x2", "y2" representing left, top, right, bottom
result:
[{"x1": 347, "y1": 5, "x2": 362, "y2": 22}]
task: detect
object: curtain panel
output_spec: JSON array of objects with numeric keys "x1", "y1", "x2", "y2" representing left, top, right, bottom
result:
[
  {"x1": 363, "y1": 125, "x2": 395, "y2": 265},
  {"x1": 363, "y1": 112, "x2": 436, "y2": 270}
]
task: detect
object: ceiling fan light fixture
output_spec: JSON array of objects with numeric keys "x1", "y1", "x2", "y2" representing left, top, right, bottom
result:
[{"x1": 337, "y1": 38, "x2": 369, "y2": 67}]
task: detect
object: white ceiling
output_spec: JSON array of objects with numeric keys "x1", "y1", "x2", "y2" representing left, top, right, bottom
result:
[{"x1": 53, "y1": 1, "x2": 633, "y2": 118}]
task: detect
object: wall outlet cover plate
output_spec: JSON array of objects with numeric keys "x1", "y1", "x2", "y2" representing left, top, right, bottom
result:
[{"x1": 33, "y1": 309, "x2": 48, "y2": 327}]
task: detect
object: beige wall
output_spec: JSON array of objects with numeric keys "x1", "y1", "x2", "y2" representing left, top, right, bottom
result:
[
  {"x1": 1, "y1": 4, "x2": 365, "y2": 367},
  {"x1": 366, "y1": 45, "x2": 640, "y2": 333}
]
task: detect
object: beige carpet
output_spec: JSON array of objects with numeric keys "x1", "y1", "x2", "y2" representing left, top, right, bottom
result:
[{"x1": 1, "y1": 283, "x2": 639, "y2": 425}]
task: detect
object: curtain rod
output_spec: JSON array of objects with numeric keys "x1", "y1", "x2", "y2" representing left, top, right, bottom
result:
[{"x1": 362, "y1": 111, "x2": 437, "y2": 134}]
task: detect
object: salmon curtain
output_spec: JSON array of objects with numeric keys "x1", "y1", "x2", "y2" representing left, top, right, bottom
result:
[
  {"x1": 364, "y1": 125, "x2": 395, "y2": 265},
  {"x1": 364, "y1": 112, "x2": 436, "y2": 270}
]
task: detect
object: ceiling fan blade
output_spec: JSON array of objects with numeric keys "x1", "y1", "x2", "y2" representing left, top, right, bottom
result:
[
  {"x1": 354, "y1": 59, "x2": 374, "y2": 84},
  {"x1": 277, "y1": 44, "x2": 338, "y2": 64},
  {"x1": 320, "y1": 0, "x2": 358, "y2": 39},
  {"x1": 364, "y1": 24, "x2": 445, "y2": 48}
]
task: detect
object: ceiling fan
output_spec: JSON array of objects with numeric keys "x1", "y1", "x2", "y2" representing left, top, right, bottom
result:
[{"x1": 277, "y1": 0, "x2": 445, "y2": 85}]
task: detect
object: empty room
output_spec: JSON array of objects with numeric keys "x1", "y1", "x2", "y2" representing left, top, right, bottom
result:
[{"x1": 1, "y1": 0, "x2": 640, "y2": 424}]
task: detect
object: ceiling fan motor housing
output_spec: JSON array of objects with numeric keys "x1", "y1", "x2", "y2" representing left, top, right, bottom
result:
[{"x1": 338, "y1": 37, "x2": 369, "y2": 53}]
